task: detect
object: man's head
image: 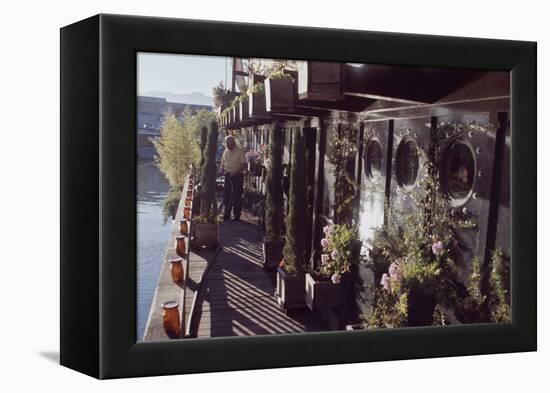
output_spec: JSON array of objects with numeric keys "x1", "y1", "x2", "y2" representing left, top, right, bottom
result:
[{"x1": 225, "y1": 135, "x2": 236, "y2": 150}]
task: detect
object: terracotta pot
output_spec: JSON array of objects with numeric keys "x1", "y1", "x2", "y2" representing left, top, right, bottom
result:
[
  {"x1": 169, "y1": 258, "x2": 185, "y2": 284},
  {"x1": 186, "y1": 190, "x2": 192, "y2": 198},
  {"x1": 161, "y1": 301, "x2": 181, "y2": 339},
  {"x1": 184, "y1": 198, "x2": 192, "y2": 207},
  {"x1": 175, "y1": 236, "x2": 186, "y2": 258},
  {"x1": 183, "y1": 206, "x2": 191, "y2": 220},
  {"x1": 179, "y1": 220, "x2": 189, "y2": 236}
]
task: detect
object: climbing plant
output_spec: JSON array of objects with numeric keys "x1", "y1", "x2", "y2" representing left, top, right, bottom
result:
[{"x1": 328, "y1": 124, "x2": 360, "y2": 225}]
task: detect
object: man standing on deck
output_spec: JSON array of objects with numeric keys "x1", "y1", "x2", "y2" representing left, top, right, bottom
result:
[{"x1": 219, "y1": 135, "x2": 247, "y2": 221}]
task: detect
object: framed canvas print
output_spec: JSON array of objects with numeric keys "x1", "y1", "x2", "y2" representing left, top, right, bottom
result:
[{"x1": 60, "y1": 14, "x2": 536, "y2": 379}]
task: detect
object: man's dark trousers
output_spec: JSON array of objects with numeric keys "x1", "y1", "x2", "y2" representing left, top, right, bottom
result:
[{"x1": 223, "y1": 172, "x2": 244, "y2": 220}]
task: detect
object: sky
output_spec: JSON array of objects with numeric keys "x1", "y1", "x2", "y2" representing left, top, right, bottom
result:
[{"x1": 137, "y1": 52, "x2": 228, "y2": 97}]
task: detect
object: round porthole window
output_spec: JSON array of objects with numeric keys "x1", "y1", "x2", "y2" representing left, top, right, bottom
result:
[
  {"x1": 441, "y1": 138, "x2": 476, "y2": 205},
  {"x1": 364, "y1": 139, "x2": 383, "y2": 178},
  {"x1": 395, "y1": 138, "x2": 419, "y2": 190}
]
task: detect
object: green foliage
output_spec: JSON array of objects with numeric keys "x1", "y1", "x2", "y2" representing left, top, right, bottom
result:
[
  {"x1": 488, "y1": 248, "x2": 511, "y2": 322},
  {"x1": 363, "y1": 288, "x2": 408, "y2": 329},
  {"x1": 248, "y1": 83, "x2": 265, "y2": 95},
  {"x1": 363, "y1": 148, "x2": 476, "y2": 327},
  {"x1": 328, "y1": 125, "x2": 359, "y2": 224},
  {"x1": 212, "y1": 81, "x2": 230, "y2": 109},
  {"x1": 198, "y1": 126, "x2": 208, "y2": 173},
  {"x1": 265, "y1": 123, "x2": 284, "y2": 242},
  {"x1": 364, "y1": 146, "x2": 510, "y2": 327},
  {"x1": 460, "y1": 249, "x2": 511, "y2": 323},
  {"x1": 198, "y1": 120, "x2": 219, "y2": 224},
  {"x1": 187, "y1": 109, "x2": 218, "y2": 142},
  {"x1": 265, "y1": 60, "x2": 294, "y2": 79},
  {"x1": 318, "y1": 223, "x2": 360, "y2": 278},
  {"x1": 161, "y1": 186, "x2": 183, "y2": 224},
  {"x1": 268, "y1": 70, "x2": 294, "y2": 81},
  {"x1": 400, "y1": 259, "x2": 441, "y2": 291},
  {"x1": 282, "y1": 129, "x2": 307, "y2": 274},
  {"x1": 153, "y1": 111, "x2": 201, "y2": 189}
]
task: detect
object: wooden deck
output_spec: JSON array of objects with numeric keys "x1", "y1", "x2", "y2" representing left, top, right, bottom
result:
[{"x1": 193, "y1": 218, "x2": 325, "y2": 338}]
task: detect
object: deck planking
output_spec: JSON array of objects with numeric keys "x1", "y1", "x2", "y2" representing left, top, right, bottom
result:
[{"x1": 193, "y1": 218, "x2": 324, "y2": 338}]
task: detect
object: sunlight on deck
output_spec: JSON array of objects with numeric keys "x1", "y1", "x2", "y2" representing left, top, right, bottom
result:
[{"x1": 195, "y1": 220, "x2": 323, "y2": 337}]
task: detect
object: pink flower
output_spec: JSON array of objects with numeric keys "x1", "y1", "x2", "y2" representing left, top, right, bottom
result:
[
  {"x1": 389, "y1": 262, "x2": 401, "y2": 280},
  {"x1": 323, "y1": 225, "x2": 331, "y2": 234},
  {"x1": 432, "y1": 241, "x2": 445, "y2": 256},
  {"x1": 321, "y1": 238, "x2": 329, "y2": 248},
  {"x1": 321, "y1": 254, "x2": 330, "y2": 263},
  {"x1": 331, "y1": 249, "x2": 339, "y2": 259},
  {"x1": 380, "y1": 273, "x2": 390, "y2": 290},
  {"x1": 331, "y1": 273, "x2": 341, "y2": 284}
]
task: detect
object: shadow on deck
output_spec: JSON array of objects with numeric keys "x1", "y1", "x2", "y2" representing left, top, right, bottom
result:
[{"x1": 193, "y1": 219, "x2": 325, "y2": 338}]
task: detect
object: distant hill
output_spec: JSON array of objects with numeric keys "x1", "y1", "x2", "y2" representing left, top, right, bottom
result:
[{"x1": 143, "y1": 91, "x2": 213, "y2": 106}]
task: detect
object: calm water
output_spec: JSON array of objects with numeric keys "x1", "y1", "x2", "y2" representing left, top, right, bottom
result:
[{"x1": 137, "y1": 159, "x2": 173, "y2": 340}]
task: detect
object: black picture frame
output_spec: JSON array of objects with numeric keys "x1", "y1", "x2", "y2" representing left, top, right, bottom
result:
[{"x1": 60, "y1": 14, "x2": 536, "y2": 379}]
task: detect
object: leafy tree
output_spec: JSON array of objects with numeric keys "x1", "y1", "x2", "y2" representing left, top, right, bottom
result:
[
  {"x1": 265, "y1": 122, "x2": 284, "y2": 242},
  {"x1": 282, "y1": 128, "x2": 307, "y2": 274},
  {"x1": 153, "y1": 110, "x2": 201, "y2": 189},
  {"x1": 153, "y1": 109, "x2": 215, "y2": 222}
]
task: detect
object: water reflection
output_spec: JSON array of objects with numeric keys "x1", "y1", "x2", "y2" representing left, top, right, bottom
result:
[{"x1": 137, "y1": 159, "x2": 173, "y2": 340}]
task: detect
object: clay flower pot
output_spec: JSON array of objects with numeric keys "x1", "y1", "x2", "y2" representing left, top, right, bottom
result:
[
  {"x1": 175, "y1": 235, "x2": 187, "y2": 258},
  {"x1": 161, "y1": 301, "x2": 181, "y2": 339},
  {"x1": 169, "y1": 258, "x2": 185, "y2": 284},
  {"x1": 183, "y1": 206, "x2": 191, "y2": 220},
  {"x1": 179, "y1": 220, "x2": 189, "y2": 236}
]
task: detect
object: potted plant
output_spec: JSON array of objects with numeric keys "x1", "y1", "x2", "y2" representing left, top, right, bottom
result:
[
  {"x1": 248, "y1": 75, "x2": 270, "y2": 119},
  {"x1": 305, "y1": 223, "x2": 360, "y2": 311},
  {"x1": 245, "y1": 150, "x2": 262, "y2": 176},
  {"x1": 263, "y1": 123, "x2": 285, "y2": 270},
  {"x1": 265, "y1": 70, "x2": 297, "y2": 113},
  {"x1": 239, "y1": 95, "x2": 250, "y2": 122},
  {"x1": 360, "y1": 152, "x2": 504, "y2": 328},
  {"x1": 276, "y1": 128, "x2": 307, "y2": 311},
  {"x1": 192, "y1": 120, "x2": 220, "y2": 249},
  {"x1": 229, "y1": 95, "x2": 241, "y2": 126}
]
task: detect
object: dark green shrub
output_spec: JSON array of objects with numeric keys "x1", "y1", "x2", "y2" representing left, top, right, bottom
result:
[
  {"x1": 265, "y1": 122, "x2": 284, "y2": 242},
  {"x1": 198, "y1": 120, "x2": 219, "y2": 223},
  {"x1": 198, "y1": 126, "x2": 208, "y2": 174},
  {"x1": 282, "y1": 128, "x2": 307, "y2": 274}
]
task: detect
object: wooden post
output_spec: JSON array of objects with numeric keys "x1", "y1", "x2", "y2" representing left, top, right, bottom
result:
[
  {"x1": 303, "y1": 127, "x2": 317, "y2": 265},
  {"x1": 383, "y1": 119, "x2": 394, "y2": 227},
  {"x1": 310, "y1": 118, "x2": 327, "y2": 270}
]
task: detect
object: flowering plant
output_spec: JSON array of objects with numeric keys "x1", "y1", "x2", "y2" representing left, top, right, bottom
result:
[
  {"x1": 317, "y1": 223, "x2": 360, "y2": 284},
  {"x1": 245, "y1": 150, "x2": 260, "y2": 164}
]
